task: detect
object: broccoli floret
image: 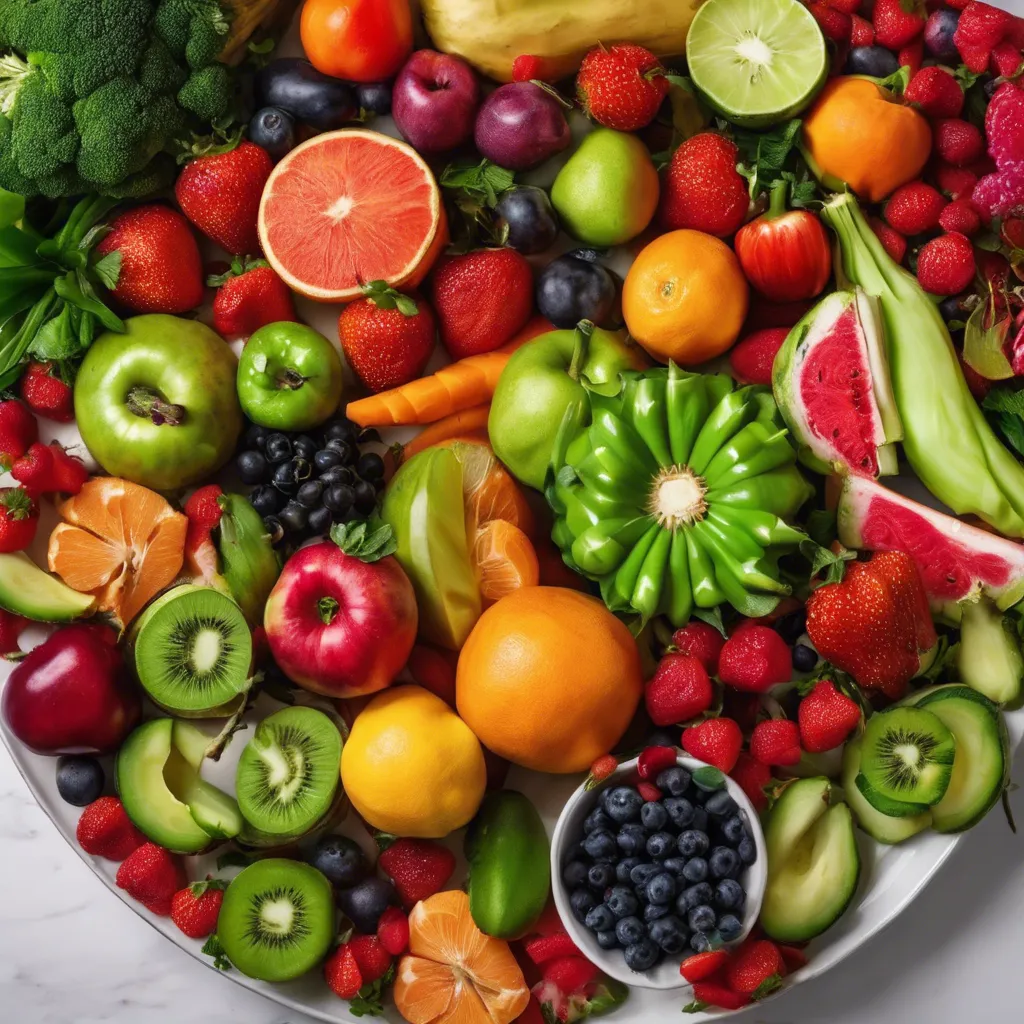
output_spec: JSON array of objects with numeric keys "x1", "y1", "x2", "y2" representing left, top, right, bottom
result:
[
  {"x1": 9, "y1": 70, "x2": 77, "y2": 180},
  {"x1": 178, "y1": 63, "x2": 230, "y2": 121}
]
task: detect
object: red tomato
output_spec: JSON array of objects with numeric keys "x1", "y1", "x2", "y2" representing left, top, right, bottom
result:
[{"x1": 300, "y1": 0, "x2": 413, "y2": 82}]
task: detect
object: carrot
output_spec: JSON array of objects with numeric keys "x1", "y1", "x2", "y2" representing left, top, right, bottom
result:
[{"x1": 400, "y1": 405, "x2": 491, "y2": 461}]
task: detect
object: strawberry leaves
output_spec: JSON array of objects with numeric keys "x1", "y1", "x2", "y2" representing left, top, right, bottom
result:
[
  {"x1": 201, "y1": 934, "x2": 231, "y2": 971},
  {"x1": 361, "y1": 280, "x2": 420, "y2": 317},
  {"x1": 349, "y1": 964, "x2": 396, "y2": 1017}
]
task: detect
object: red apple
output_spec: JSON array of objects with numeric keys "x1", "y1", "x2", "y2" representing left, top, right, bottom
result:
[
  {"x1": 2, "y1": 624, "x2": 141, "y2": 755},
  {"x1": 263, "y1": 540, "x2": 418, "y2": 699},
  {"x1": 392, "y1": 49, "x2": 480, "y2": 154}
]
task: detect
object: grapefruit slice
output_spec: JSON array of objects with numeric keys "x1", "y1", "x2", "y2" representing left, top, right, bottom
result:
[
  {"x1": 838, "y1": 475, "x2": 1024, "y2": 618},
  {"x1": 773, "y1": 289, "x2": 902, "y2": 478},
  {"x1": 258, "y1": 129, "x2": 446, "y2": 302}
]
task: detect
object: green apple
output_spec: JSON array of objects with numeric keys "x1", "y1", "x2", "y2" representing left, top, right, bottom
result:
[
  {"x1": 489, "y1": 322, "x2": 645, "y2": 491},
  {"x1": 237, "y1": 323, "x2": 344, "y2": 431},
  {"x1": 75, "y1": 315, "x2": 242, "y2": 491}
]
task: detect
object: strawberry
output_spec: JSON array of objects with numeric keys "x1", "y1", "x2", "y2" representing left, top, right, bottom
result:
[
  {"x1": 0, "y1": 399, "x2": 37, "y2": 470},
  {"x1": 175, "y1": 140, "x2": 273, "y2": 255},
  {"x1": 898, "y1": 38, "x2": 925, "y2": 76},
  {"x1": 533, "y1": 956, "x2": 621, "y2": 1024},
  {"x1": 10, "y1": 442, "x2": 53, "y2": 494},
  {"x1": 95, "y1": 205, "x2": 204, "y2": 314},
  {"x1": 884, "y1": 181, "x2": 946, "y2": 235},
  {"x1": 680, "y1": 949, "x2": 731, "y2": 983},
  {"x1": 916, "y1": 231, "x2": 976, "y2": 295},
  {"x1": 325, "y1": 943, "x2": 363, "y2": 1000},
  {"x1": 725, "y1": 938, "x2": 785, "y2": 998},
  {"x1": 904, "y1": 66, "x2": 964, "y2": 118},
  {"x1": 587, "y1": 754, "x2": 618, "y2": 785},
  {"x1": 873, "y1": 0, "x2": 925, "y2": 49},
  {"x1": 513, "y1": 55, "x2": 545, "y2": 83},
  {"x1": 0, "y1": 487, "x2": 38, "y2": 553},
  {"x1": 19, "y1": 361, "x2": 73, "y2": 422},
  {"x1": 934, "y1": 119, "x2": 984, "y2": 168},
  {"x1": 48, "y1": 445, "x2": 88, "y2": 495},
  {"x1": 935, "y1": 163, "x2": 978, "y2": 200},
  {"x1": 543, "y1": 956, "x2": 600, "y2": 994},
  {"x1": 0, "y1": 608, "x2": 27, "y2": 655},
  {"x1": 378, "y1": 838, "x2": 456, "y2": 908},
  {"x1": 170, "y1": 878, "x2": 226, "y2": 939},
  {"x1": 348, "y1": 934, "x2": 392, "y2": 983},
  {"x1": 728, "y1": 328, "x2": 790, "y2": 386},
  {"x1": 76, "y1": 797, "x2": 146, "y2": 861},
  {"x1": 637, "y1": 744, "x2": 678, "y2": 780},
  {"x1": 938, "y1": 198, "x2": 981, "y2": 236},
  {"x1": 954, "y1": 1, "x2": 1017, "y2": 73},
  {"x1": 718, "y1": 624, "x2": 792, "y2": 693},
  {"x1": 646, "y1": 653, "x2": 714, "y2": 726},
  {"x1": 867, "y1": 216, "x2": 907, "y2": 264},
  {"x1": 377, "y1": 906, "x2": 411, "y2": 955},
  {"x1": 116, "y1": 842, "x2": 185, "y2": 915},
  {"x1": 524, "y1": 933, "x2": 583, "y2": 965},
  {"x1": 750, "y1": 718, "x2": 802, "y2": 767},
  {"x1": 990, "y1": 41, "x2": 1024, "y2": 80},
  {"x1": 686, "y1": 982, "x2": 750, "y2": 1012},
  {"x1": 659, "y1": 133, "x2": 749, "y2": 238},
  {"x1": 577, "y1": 44, "x2": 669, "y2": 131},
  {"x1": 800, "y1": 679, "x2": 867, "y2": 752},
  {"x1": 185, "y1": 485, "x2": 224, "y2": 531},
  {"x1": 339, "y1": 283, "x2": 437, "y2": 393},
  {"x1": 429, "y1": 249, "x2": 533, "y2": 360},
  {"x1": 850, "y1": 12, "x2": 875, "y2": 45},
  {"x1": 670, "y1": 621, "x2": 726, "y2": 674},
  {"x1": 637, "y1": 780, "x2": 662, "y2": 802},
  {"x1": 809, "y1": 2, "x2": 851, "y2": 41},
  {"x1": 681, "y1": 717, "x2": 743, "y2": 773},
  {"x1": 183, "y1": 483, "x2": 224, "y2": 580},
  {"x1": 209, "y1": 257, "x2": 297, "y2": 340},
  {"x1": 729, "y1": 752, "x2": 771, "y2": 812}
]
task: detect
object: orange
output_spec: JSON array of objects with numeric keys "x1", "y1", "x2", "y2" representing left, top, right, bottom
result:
[
  {"x1": 258, "y1": 130, "x2": 446, "y2": 301},
  {"x1": 447, "y1": 439, "x2": 535, "y2": 538},
  {"x1": 47, "y1": 478, "x2": 187, "y2": 628},
  {"x1": 471, "y1": 519, "x2": 539, "y2": 605},
  {"x1": 622, "y1": 229, "x2": 748, "y2": 366},
  {"x1": 456, "y1": 587, "x2": 643, "y2": 774},
  {"x1": 394, "y1": 890, "x2": 529, "y2": 1024}
]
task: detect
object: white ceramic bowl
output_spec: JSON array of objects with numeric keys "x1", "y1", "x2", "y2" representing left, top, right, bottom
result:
[{"x1": 550, "y1": 753, "x2": 768, "y2": 991}]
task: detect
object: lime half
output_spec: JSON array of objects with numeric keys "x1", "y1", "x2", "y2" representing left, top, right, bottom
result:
[{"x1": 686, "y1": 0, "x2": 828, "y2": 128}]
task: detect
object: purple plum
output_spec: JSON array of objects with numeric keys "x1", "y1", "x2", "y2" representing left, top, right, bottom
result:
[{"x1": 474, "y1": 83, "x2": 572, "y2": 171}]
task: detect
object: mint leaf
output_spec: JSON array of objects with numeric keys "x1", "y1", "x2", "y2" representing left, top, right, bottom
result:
[
  {"x1": 201, "y1": 935, "x2": 231, "y2": 971},
  {"x1": 691, "y1": 766, "x2": 726, "y2": 791},
  {"x1": 983, "y1": 385, "x2": 1024, "y2": 459},
  {"x1": 331, "y1": 518, "x2": 396, "y2": 562},
  {"x1": 440, "y1": 159, "x2": 515, "y2": 207},
  {"x1": 734, "y1": 119, "x2": 803, "y2": 200}
]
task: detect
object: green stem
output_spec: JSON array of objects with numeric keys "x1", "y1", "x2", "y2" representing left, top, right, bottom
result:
[
  {"x1": 765, "y1": 179, "x2": 789, "y2": 221},
  {"x1": 127, "y1": 386, "x2": 185, "y2": 426},
  {"x1": 276, "y1": 368, "x2": 308, "y2": 390},
  {"x1": 318, "y1": 596, "x2": 339, "y2": 625},
  {"x1": 568, "y1": 320, "x2": 594, "y2": 382}
]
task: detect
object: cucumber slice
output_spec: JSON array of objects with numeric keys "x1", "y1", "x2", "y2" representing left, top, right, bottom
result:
[
  {"x1": 843, "y1": 737, "x2": 931, "y2": 845},
  {"x1": 955, "y1": 598, "x2": 1024, "y2": 708},
  {"x1": 686, "y1": 0, "x2": 828, "y2": 128},
  {"x1": 0, "y1": 551, "x2": 96, "y2": 621}
]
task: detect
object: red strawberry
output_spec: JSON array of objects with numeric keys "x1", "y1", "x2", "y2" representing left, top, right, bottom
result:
[
  {"x1": 670, "y1": 621, "x2": 726, "y2": 674},
  {"x1": 935, "y1": 163, "x2": 978, "y2": 200},
  {"x1": 95, "y1": 205, "x2": 204, "y2": 314},
  {"x1": 660, "y1": 133, "x2": 749, "y2": 238},
  {"x1": 873, "y1": 0, "x2": 925, "y2": 49},
  {"x1": 577, "y1": 44, "x2": 669, "y2": 131},
  {"x1": 898, "y1": 39, "x2": 925, "y2": 76},
  {"x1": 513, "y1": 55, "x2": 545, "y2": 83},
  {"x1": 681, "y1": 717, "x2": 743, "y2": 773},
  {"x1": 750, "y1": 719, "x2": 802, "y2": 767},
  {"x1": 938, "y1": 198, "x2": 981, "y2": 236},
  {"x1": 48, "y1": 444, "x2": 88, "y2": 495},
  {"x1": 0, "y1": 399, "x2": 38, "y2": 470},
  {"x1": 687, "y1": 982, "x2": 750, "y2": 1011},
  {"x1": 377, "y1": 906, "x2": 410, "y2": 955},
  {"x1": 185, "y1": 485, "x2": 224, "y2": 531},
  {"x1": 524, "y1": 933, "x2": 583, "y2": 965},
  {"x1": 429, "y1": 249, "x2": 533, "y2": 360},
  {"x1": 587, "y1": 754, "x2": 618, "y2": 785},
  {"x1": 637, "y1": 780, "x2": 662, "y2": 802},
  {"x1": 10, "y1": 442, "x2": 53, "y2": 494},
  {"x1": 799, "y1": 681, "x2": 861, "y2": 754},
  {"x1": 348, "y1": 934, "x2": 392, "y2": 983},
  {"x1": 542, "y1": 956, "x2": 600, "y2": 995},
  {"x1": 934, "y1": 119, "x2": 984, "y2": 168},
  {"x1": 730, "y1": 752, "x2": 771, "y2": 812},
  {"x1": 867, "y1": 215, "x2": 907, "y2": 264},
  {"x1": 0, "y1": 608, "x2": 27, "y2": 656},
  {"x1": 324, "y1": 943, "x2": 363, "y2": 1000},
  {"x1": 826, "y1": 0, "x2": 862, "y2": 12},
  {"x1": 646, "y1": 653, "x2": 714, "y2": 726},
  {"x1": 904, "y1": 66, "x2": 964, "y2": 118},
  {"x1": 728, "y1": 328, "x2": 790, "y2": 386},
  {"x1": 115, "y1": 842, "x2": 185, "y2": 915},
  {"x1": 680, "y1": 949, "x2": 731, "y2": 983},
  {"x1": 725, "y1": 938, "x2": 785, "y2": 998},
  {"x1": 809, "y1": 2, "x2": 851, "y2": 41},
  {"x1": 175, "y1": 140, "x2": 273, "y2": 255},
  {"x1": 378, "y1": 838, "x2": 456, "y2": 908},
  {"x1": 954, "y1": 1, "x2": 1017, "y2": 73},
  {"x1": 76, "y1": 797, "x2": 146, "y2": 861},
  {"x1": 718, "y1": 624, "x2": 792, "y2": 693},
  {"x1": 170, "y1": 878, "x2": 226, "y2": 939},
  {"x1": 19, "y1": 361, "x2": 73, "y2": 422},
  {"x1": 209, "y1": 257, "x2": 297, "y2": 340},
  {"x1": 183, "y1": 483, "x2": 224, "y2": 580},
  {"x1": 0, "y1": 487, "x2": 37, "y2": 553},
  {"x1": 533, "y1": 956, "x2": 610, "y2": 1023},
  {"x1": 339, "y1": 283, "x2": 437, "y2": 393},
  {"x1": 990, "y1": 41, "x2": 1024, "y2": 80},
  {"x1": 916, "y1": 231, "x2": 976, "y2": 295},
  {"x1": 850, "y1": 12, "x2": 875, "y2": 45},
  {"x1": 884, "y1": 181, "x2": 946, "y2": 235},
  {"x1": 637, "y1": 744, "x2": 678, "y2": 780}
]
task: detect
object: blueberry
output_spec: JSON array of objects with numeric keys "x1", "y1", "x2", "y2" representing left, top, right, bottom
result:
[
  {"x1": 249, "y1": 483, "x2": 281, "y2": 517},
  {"x1": 648, "y1": 915, "x2": 688, "y2": 955},
  {"x1": 664, "y1": 797, "x2": 695, "y2": 830},
  {"x1": 691, "y1": 807, "x2": 710, "y2": 833},
  {"x1": 688, "y1": 904, "x2": 717, "y2": 934},
  {"x1": 623, "y1": 938, "x2": 661, "y2": 972},
  {"x1": 655, "y1": 766, "x2": 691, "y2": 797},
  {"x1": 357, "y1": 81, "x2": 393, "y2": 116},
  {"x1": 584, "y1": 807, "x2": 612, "y2": 834},
  {"x1": 690, "y1": 931, "x2": 715, "y2": 953},
  {"x1": 279, "y1": 500, "x2": 309, "y2": 533},
  {"x1": 640, "y1": 801, "x2": 667, "y2": 831},
  {"x1": 310, "y1": 834, "x2": 368, "y2": 887},
  {"x1": 323, "y1": 420, "x2": 358, "y2": 444},
  {"x1": 721, "y1": 815, "x2": 747, "y2": 846},
  {"x1": 705, "y1": 790, "x2": 737, "y2": 819},
  {"x1": 614, "y1": 857, "x2": 639, "y2": 884},
  {"x1": 738, "y1": 836, "x2": 757, "y2": 865},
  {"x1": 605, "y1": 786, "x2": 643, "y2": 824},
  {"x1": 678, "y1": 830, "x2": 709, "y2": 857},
  {"x1": 587, "y1": 863, "x2": 616, "y2": 891},
  {"x1": 663, "y1": 857, "x2": 688, "y2": 878},
  {"x1": 646, "y1": 730, "x2": 677, "y2": 748},
  {"x1": 606, "y1": 886, "x2": 639, "y2": 919},
  {"x1": 307, "y1": 505, "x2": 333, "y2": 535},
  {"x1": 709, "y1": 847, "x2": 740, "y2": 879},
  {"x1": 845, "y1": 45, "x2": 899, "y2": 78},
  {"x1": 629, "y1": 862, "x2": 659, "y2": 888},
  {"x1": 718, "y1": 913, "x2": 744, "y2": 942},
  {"x1": 494, "y1": 186, "x2": 560, "y2": 255},
  {"x1": 236, "y1": 449, "x2": 269, "y2": 484},
  {"x1": 296, "y1": 480, "x2": 324, "y2": 508},
  {"x1": 793, "y1": 643, "x2": 818, "y2": 673},
  {"x1": 562, "y1": 860, "x2": 589, "y2": 889},
  {"x1": 596, "y1": 929, "x2": 619, "y2": 950},
  {"x1": 570, "y1": 888, "x2": 597, "y2": 922},
  {"x1": 616, "y1": 823, "x2": 648, "y2": 856},
  {"x1": 682, "y1": 857, "x2": 708, "y2": 883},
  {"x1": 324, "y1": 483, "x2": 355, "y2": 515},
  {"x1": 645, "y1": 872, "x2": 676, "y2": 905},
  {"x1": 646, "y1": 831, "x2": 676, "y2": 860},
  {"x1": 644, "y1": 902, "x2": 670, "y2": 922},
  {"x1": 536, "y1": 251, "x2": 617, "y2": 329},
  {"x1": 714, "y1": 879, "x2": 745, "y2": 911},
  {"x1": 337, "y1": 877, "x2": 395, "y2": 934},
  {"x1": 55, "y1": 756, "x2": 104, "y2": 806},
  {"x1": 585, "y1": 903, "x2": 616, "y2": 933},
  {"x1": 924, "y1": 7, "x2": 960, "y2": 61},
  {"x1": 264, "y1": 433, "x2": 293, "y2": 463},
  {"x1": 583, "y1": 829, "x2": 618, "y2": 862},
  {"x1": 249, "y1": 105, "x2": 297, "y2": 160},
  {"x1": 774, "y1": 608, "x2": 807, "y2": 645},
  {"x1": 244, "y1": 423, "x2": 268, "y2": 450},
  {"x1": 677, "y1": 882, "x2": 713, "y2": 914},
  {"x1": 356, "y1": 452, "x2": 385, "y2": 481},
  {"x1": 615, "y1": 915, "x2": 645, "y2": 946}
]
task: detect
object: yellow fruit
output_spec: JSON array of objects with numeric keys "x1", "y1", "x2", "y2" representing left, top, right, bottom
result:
[{"x1": 341, "y1": 685, "x2": 487, "y2": 838}]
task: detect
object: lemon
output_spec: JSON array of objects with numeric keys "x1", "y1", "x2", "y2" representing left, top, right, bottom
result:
[{"x1": 341, "y1": 685, "x2": 487, "y2": 838}]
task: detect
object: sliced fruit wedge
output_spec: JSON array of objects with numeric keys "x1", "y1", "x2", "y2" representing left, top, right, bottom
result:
[{"x1": 0, "y1": 551, "x2": 96, "y2": 622}]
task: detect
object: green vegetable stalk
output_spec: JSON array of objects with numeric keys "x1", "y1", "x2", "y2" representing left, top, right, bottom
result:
[{"x1": 822, "y1": 192, "x2": 1024, "y2": 538}]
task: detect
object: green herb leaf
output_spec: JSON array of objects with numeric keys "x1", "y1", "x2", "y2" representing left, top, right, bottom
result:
[
  {"x1": 440, "y1": 159, "x2": 516, "y2": 208},
  {"x1": 693, "y1": 606, "x2": 727, "y2": 638},
  {"x1": 983, "y1": 385, "x2": 1024, "y2": 459},
  {"x1": 200, "y1": 935, "x2": 231, "y2": 971},
  {"x1": 734, "y1": 119, "x2": 803, "y2": 201},
  {"x1": 805, "y1": 508, "x2": 838, "y2": 548},
  {"x1": 682, "y1": 999, "x2": 709, "y2": 1014},
  {"x1": 28, "y1": 302, "x2": 79, "y2": 360},
  {"x1": 691, "y1": 766, "x2": 726, "y2": 791},
  {"x1": 331, "y1": 518, "x2": 397, "y2": 562},
  {"x1": 350, "y1": 963, "x2": 396, "y2": 1017},
  {"x1": 92, "y1": 250, "x2": 121, "y2": 290},
  {"x1": 664, "y1": 74, "x2": 710, "y2": 146},
  {"x1": 360, "y1": 280, "x2": 420, "y2": 316}
]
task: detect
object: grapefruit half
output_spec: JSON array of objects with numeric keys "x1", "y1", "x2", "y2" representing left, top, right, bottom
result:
[{"x1": 258, "y1": 129, "x2": 446, "y2": 302}]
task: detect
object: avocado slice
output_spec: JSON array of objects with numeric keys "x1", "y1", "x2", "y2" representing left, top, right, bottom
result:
[
  {"x1": 955, "y1": 598, "x2": 1023, "y2": 708},
  {"x1": 0, "y1": 552, "x2": 96, "y2": 621}
]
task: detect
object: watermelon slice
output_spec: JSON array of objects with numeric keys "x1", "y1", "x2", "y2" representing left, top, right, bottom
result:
[
  {"x1": 838, "y1": 476, "x2": 1024, "y2": 620},
  {"x1": 773, "y1": 289, "x2": 902, "y2": 478}
]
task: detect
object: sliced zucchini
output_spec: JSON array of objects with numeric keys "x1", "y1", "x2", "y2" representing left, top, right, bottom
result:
[{"x1": 955, "y1": 598, "x2": 1023, "y2": 708}]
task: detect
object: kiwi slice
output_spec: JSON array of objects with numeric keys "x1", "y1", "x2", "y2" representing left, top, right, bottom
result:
[
  {"x1": 132, "y1": 585, "x2": 252, "y2": 715},
  {"x1": 235, "y1": 706, "x2": 342, "y2": 837},
  {"x1": 218, "y1": 858, "x2": 335, "y2": 981},
  {"x1": 859, "y1": 706, "x2": 956, "y2": 808}
]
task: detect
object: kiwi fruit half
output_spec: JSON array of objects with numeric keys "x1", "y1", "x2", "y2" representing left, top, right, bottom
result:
[
  {"x1": 132, "y1": 585, "x2": 252, "y2": 715},
  {"x1": 859, "y1": 706, "x2": 956, "y2": 808},
  {"x1": 218, "y1": 858, "x2": 335, "y2": 981},
  {"x1": 235, "y1": 706, "x2": 342, "y2": 837}
]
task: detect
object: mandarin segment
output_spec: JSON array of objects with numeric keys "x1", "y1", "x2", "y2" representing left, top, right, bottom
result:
[{"x1": 472, "y1": 520, "x2": 540, "y2": 605}]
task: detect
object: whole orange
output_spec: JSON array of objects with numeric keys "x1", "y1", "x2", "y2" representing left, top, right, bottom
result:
[
  {"x1": 455, "y1": 587, "x2": 642, "y2": 774},
  {"x1": 622, "y1": 230, "x2": 748, "y2": 366}
]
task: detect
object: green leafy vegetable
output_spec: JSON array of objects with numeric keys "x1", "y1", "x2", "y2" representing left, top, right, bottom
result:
[{"x1": 983, "y1": 386, "x2": 1024, "y2": 460}]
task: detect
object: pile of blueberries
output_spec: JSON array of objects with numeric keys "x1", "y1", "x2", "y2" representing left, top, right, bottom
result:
[
  {"x1": 236, "y1": 418, "x2": 386, "y2": 545},
  {"x1": 562, "y1": 764, "x2": 757, "y2": 973}
]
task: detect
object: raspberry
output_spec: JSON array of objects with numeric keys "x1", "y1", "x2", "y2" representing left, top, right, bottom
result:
[
  {"x1": 933, "y1": 119, "x2": 984, "y2": 167},
  {"x1": 916, "y1": 232, "x2": 976, "y2": 295},
  {"x1": 990, "y1": 41, "x2": 1024, "y2": 79},
  {"x1": 973, "y1": 167, "x2": 1024, "y2": 221}
]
